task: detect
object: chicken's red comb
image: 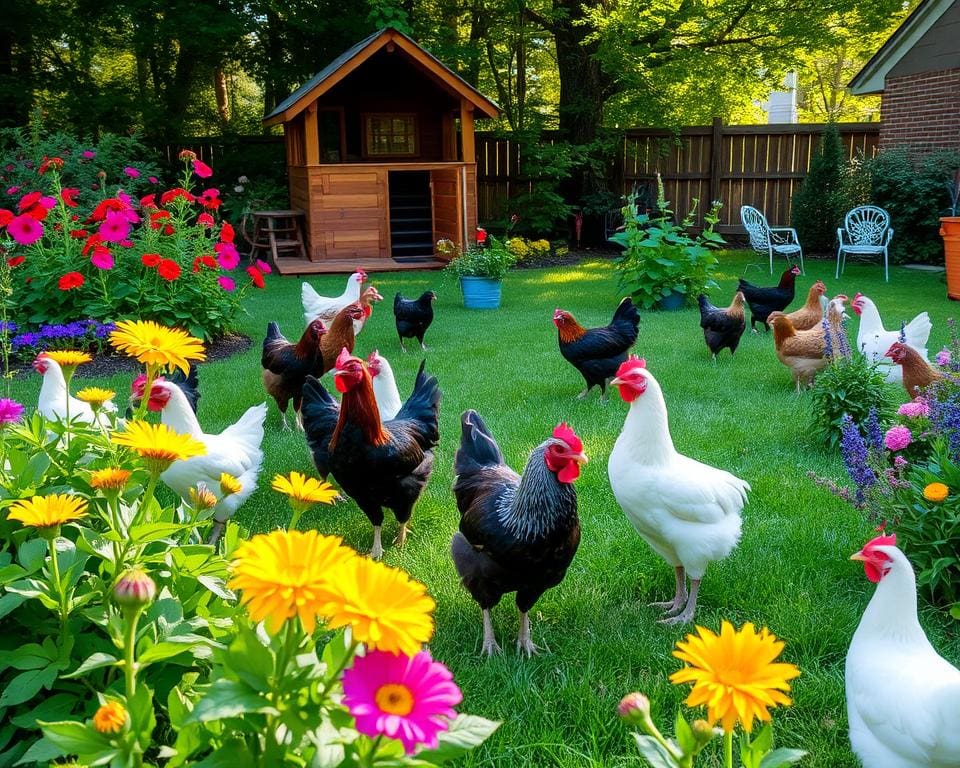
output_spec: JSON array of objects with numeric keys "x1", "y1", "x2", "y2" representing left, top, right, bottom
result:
[
  {"x1": 552, "y1": 422, "x2": 582, "y2": 453},
  {"x1": 853, "y1": 292, "x2": 864, "y2": 302},
  {"x1": 862, "y1": 533, "x2": 897, "y2": 551},
  {"x1": 335, "y1": 347, "x2": 356, "y2": 369},
  {"x1": 366, "y1": 349, "x2": 380, "y2": 362},
  {"x1": 615, "y1": 355, "x2": 646, "y2": 378}
]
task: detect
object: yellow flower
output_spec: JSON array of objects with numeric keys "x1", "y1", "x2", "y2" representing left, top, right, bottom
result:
[
  {"x1": 272, "y1": 471, "x2": 339, "y2": 506},
  {"x1": 189, "y1": 484, "x2": 217, "y2": 510},
  {"x1": 220, "y1": 473, "x2": 242, "y2": 497},
  {"x1": 42, "y1": 350, "x2": 92, "y2": 367},
  {"x1": 7, "y1": 494, "x2": 88, "y2": 529},
  {"x1": 923, "y1": 482, "x2": 949, "y2": 502},
  {"x1": 322, "y1": 557, "x2": 435, "y2": 656},
  {"x1": 228, "y1": 530, "x2": 356, "y2": 634},
  {"x1": 76, "y1": 387, "x2": 116, "y2": 409},
  {"x1": 669, "y1": 621, "x2": 800, "y2": 734},
  {"x1": 111, "y1": 420, "x2": 206, "y2": 473},
  {"x1": 92, "y1": 700, "x2": 127, "y2": 734},
  {"x1": 90, "y1": 467, "x2": 131, "y2": 491},
  {"x1": 109, "y1": 319, "x2": 205, "y2": 375}
]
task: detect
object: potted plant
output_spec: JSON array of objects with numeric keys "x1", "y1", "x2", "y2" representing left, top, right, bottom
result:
[
  {"x1": 611, "y1": 175, "x2": 724, "y2": 310},
  {"x1": 941, "y1": 169, "x2": 960, "y2": 300},
  {"x1": 443, "y1": 229, "x2": 517, "y2": 309}
]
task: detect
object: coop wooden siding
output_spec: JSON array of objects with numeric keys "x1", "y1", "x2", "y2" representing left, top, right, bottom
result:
[
  {"x1": 879, "y1": 68, "x2": 960, "y2": 151},
  {"x1": 303, "y1": 167, "x2": 388, "y2": 260}
]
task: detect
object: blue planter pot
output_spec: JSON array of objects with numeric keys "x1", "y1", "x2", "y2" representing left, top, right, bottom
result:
[
  {"x1": 460, "y1": 276, "x2": 502, "y2": 309},
  {"x1": 656, "y1": 290, "x2": 686, "y2": 311}
]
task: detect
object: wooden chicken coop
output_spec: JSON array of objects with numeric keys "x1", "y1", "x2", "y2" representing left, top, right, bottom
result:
[{"x1": 263, "y1": 27, "x2": 499, "y2": 274}]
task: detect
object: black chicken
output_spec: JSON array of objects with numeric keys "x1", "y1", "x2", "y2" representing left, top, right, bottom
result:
[
  {"x1": 698, "y1": 292, "x2": 747, "y2": 360},
  {"x1": 301, "y1": 350, "x2": 440, "y2": 558},
  {"x1": 451, "y1": 411, "x2": 586, "y2": 657},
  {"x1": 394, "y1": 290, "x2": 437, "y2": 352},
  {"x1": 738, "y1": 265, "x2": 801, "y2": 332},
  {"x1": 261, "y1": 319, "x2": 326, "y2": 430},
  {"x1": 553, "y1": 297, "x2": 640, "y2": 401}
]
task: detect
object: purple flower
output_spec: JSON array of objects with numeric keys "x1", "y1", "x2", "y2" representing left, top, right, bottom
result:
[
  {"x1": 822, "y1": 316, "x2": 833, "y2": 360},
  {"x1": 864, "y1": 408, "x2": 884, "y2": 452},
  {"x1": 123, "y1": 166, "x2": 140, "y2": 179},
  {"x1": 836, "y1": 317, "x2": 852, "y2": 359},
  {"x1": 0, "y1": 398, "x2": 24, "y2": 425},
  {"x1": 884, "y1": 425, "x2": 912, "y2": 452},
  {"x1": 897, "y1": 398, "x2": 930, "y2": 418},
  {"x1": 11, "y1": 332, "x2": 39, "y2": 348},
  {"x1": 936, "y1": 348, "x2": 951, "y2": 367},
  {"x1": 0, "y1": 321, "x2": 17, "y2": 333},
  {"x1": 894, "y1": 455, "x2": 909, "y2": 469},
  {"x1": 841, "y1": 414, "x2": 876, "y2": 504}
]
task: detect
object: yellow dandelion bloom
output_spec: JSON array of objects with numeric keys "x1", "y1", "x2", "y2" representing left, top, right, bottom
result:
[
  {"x1": 7, "y1": 494, "x2": 88, "y2": 529},
  {"x1": 220, "y1": 473, "x2": 242, "y2": 497},
  {"x1": 109, "y1": 319, "x2": 205, "y2": 375},
  {"x1": 189, "y1": 484, "x2": 217, "y2": 510},
  {"x1": 923, "y1": 482, "x2": 949, "y2": 502},
  {"x1": 42, "y1": 350, "x2": 92, "y2": 367},
  {"x1": 92, "y1": 700, "x2": 127, "y2": 734},
  {"x1": 76, "y1": 387, "x2": 116, "y2": 408},
  {"x1": 272, "y1": 471, "x2": 339, "y2": 506},
  {"x1": 322, "y1": 557, "x2": 435, "y2": 656},
  {"x1": 228, "y1": 530, "x2": 356, "y2": 634},
  {"x1": 111, "y1": 421, "x2": 205, "y2": 473},
  {"x1": 669, "y1": 621, "x2": 800, "y2": 734},
  {"x1": 90, "y1": 467, "x2": 131, "y2": 491}
]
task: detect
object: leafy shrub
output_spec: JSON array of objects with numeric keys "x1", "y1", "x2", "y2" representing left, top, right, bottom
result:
[
  {"x1": 612, "y1": 175, "x2": 724, "y2": 309},
  {"x1": 219, "y1": 171, "x2": 289, "y2": 223},
  {"x1": 864, "y1": 146, "x2": 960, "y2": 263},
  {"x1": 809, "y1": 353, "x2": 891, "y2": 449},
  {"x1": 0, "y1": 151, "x2": 268, "y2": 341},
  {"x1": 507, "y1": 135, "x2": 575, "y2": 236},
  {"x1": 443, "y1": 231, "x2": 517, "y2": 279},
  {"x1": 505, "y1": 236, "x2": 551, "y2": 262},
  {"x1": 790, "y1": 123, "x2": 846, "y2": 254}
]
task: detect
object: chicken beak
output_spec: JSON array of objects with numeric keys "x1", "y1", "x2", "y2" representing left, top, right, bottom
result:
[
  {"x1": 332, "y1": 369, "x2": 347, "y2": 377},
  {"x1": 572, "y1": 452, "x2": 589, "y2": 465},
  {"x1": 850, "y1": 552, "x2": 867, "y2": 562},
  {"x1": 610, "y1": 376, "x2": 624, "y2": 386}
]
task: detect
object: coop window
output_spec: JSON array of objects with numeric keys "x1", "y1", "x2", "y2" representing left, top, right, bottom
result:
[{"x1": 363, "y1": 114, "x2": 418, "y2": 157}]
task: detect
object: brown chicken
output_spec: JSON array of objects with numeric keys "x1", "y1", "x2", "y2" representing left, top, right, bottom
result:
[
  {"x1": 885, "y1": 342, "x2": 945, "y2": 398},
  {"x1": 785, "y1": 280, "x2": 826, "y2": 331},
  {"x1": 319, "y1": 303, "x2": 366, "y2": 374},
  {"x1": 769, "y1": 295, "x2": 846, "y2": 392},
  {"x1": 354, "y1": 286, "x2": 384, "y2": 336},
  {"x1": 262, "y1": 318, "x2": 326, "y2": 430}
]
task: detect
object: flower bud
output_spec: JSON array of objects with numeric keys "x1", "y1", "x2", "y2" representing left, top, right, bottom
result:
[
  {"x1": 113, "y1": 568, "x2": 156, "y2": 608},
  {"x1": 178, "y1": 149, "x2": 197, "y2": 162},
  {"x1": 617, "y1": 692, "x2": 652, "y2": 727},
  {"x1": 691, "y1": 719, "x2": 717, "y2": 746},
  {"x1": 190, "y1": 483, "x2": 217, "y2": 510},
  {"x1": 93, "y1": 699, "x2": 127, "y2": 734}
]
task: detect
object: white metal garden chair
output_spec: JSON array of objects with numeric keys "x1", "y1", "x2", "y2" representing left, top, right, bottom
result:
[
  {"x1": 836, "y1": 205, "x2": 893, "y2": 283},
  {"x1": 740, "y1": 205, "x2": 804, "y2": 274}
]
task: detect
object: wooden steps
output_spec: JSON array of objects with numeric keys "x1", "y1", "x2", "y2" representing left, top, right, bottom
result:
[{"x1": 272, "y1": 257, "x2": 448, "y2": 276}]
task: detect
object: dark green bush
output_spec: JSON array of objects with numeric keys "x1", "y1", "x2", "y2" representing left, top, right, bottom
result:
[
  {"x1": 809, "y1": 352, "x2": 891, "y2": 449},
  {"x1": 791, "y1": 123, "x2": 846, "y2": 253}
]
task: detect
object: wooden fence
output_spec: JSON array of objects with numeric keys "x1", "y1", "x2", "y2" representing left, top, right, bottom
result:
[{"x1": 475, "y1": 120, "x2": 881, "y2": 233}]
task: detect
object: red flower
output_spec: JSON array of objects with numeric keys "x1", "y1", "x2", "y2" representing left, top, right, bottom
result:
[
  {"x1": 141, "y1": 253, "x2": 161, "y2": 268},
  {"x1": 70, "y1": 229, "x2": 88, "y2": 239},
  {"x1": 139, "y1": 193, "x2": 157, "y2": 209},
  {"x1": 61, "y1": 188, "x2": 79, "y2": 208},
  {"x1": 192, "y1": 159, "x2": 213, "y2": 178},
  {"x1": 192, "y1": 255, "x2": 217, "y2": 272},
  {"x1": 178, "y1": 149, "x2": 197, "y2": 162},
  {"x1": 0, "y1": 209, "x2": 12, "y2": 227},
  {"x1": 476, "y1": 227, "x2": 487, "y2": 245},
  {"x1": 7, "y1": 256, "x2": 25, "y2": 267},
  {"x1": 17, "y1": 191, "x2": 41, "y2": 212},
  {"x1": 149, "y1": 210, "x2": 171, "y2": 229},
  {"x1": 163, "y1": 224, "x2": 175, "y2": 236},
  {"x1": 157, "y1": 259, "x2": 181, "y2": 281},
  {"x1": 197, "y1": 212, "x2": 214, "y2": 227},
  {"x1": 198, "y1": 187, "x2": 221, "y2": 210},
  {"x1": 82, "y1": 233, "x2": 103, "y2": 256},
  {"x1": 247, "y1": 266, "x2": 265, "y2": 288},
  {"x1": 38, "y1": 157, "x2": 64, "y2": 174},
  {"x1": 160, "y1": 187, "x2": 195, "y2": 205},
  {"x1": 220, "y1": 221, "x2": 235, "y2": 243},
  {"x1": 89, "y1": 198, "x2": 126, "y2": 222},
  {"x1": 58, "y1": 272, "x2": 85, "y2": 291}
]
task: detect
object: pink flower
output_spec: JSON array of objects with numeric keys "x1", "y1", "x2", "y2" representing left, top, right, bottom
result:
[
  {"x1": 215, "y1": 241, "x2": 239, "y2": 270},
  {"x1": 342, "y1": 650, "x2": 462, "y2": 755},
  {"x1": 7, "y1": 214, "x2": 43, "y2": 245},
  {"x1": 936, "y1": 348, "x2": 951, "y2": 367},
  {"x1": 98, "y1": 210, "x2": 131, "y2": 243},
  {"x1": 192, "y1": 159, "x2": 213, "y2": 178},
  {"x1": 0, "y1": 398, "x2": 24, "y2": 425},
  {"x1": 91, "y1": 248, "x2": 114, "y2": 270},
  {"x1": 38, "y1": 196, "x2": 56, "y2": 210},
  {"x1": 218, "y1": 276, "x2": 235, "y2": 292},
  {"x1": 884, "y1": 425, "x2": 912, "y2": 452},
  {"x1": 81, "y1": 150, "x2": 96, "y2": 159},
  {"x1": 893, "y1": 455, "x2": 909, "y2": 469},
  {"x1": 897, "y1": 398, "x2": 929, "y2": 418},
  {"x1": 148, "y1": 176, "x2": 158, "y2": 184},
  {"x1": 123, "y1": 166, "x2": 140, "y2": 178},
  {"x1": 6, "y1": 186, "x2": 20, "y2": 196},
  {"x1": 255, "y1": 259, "x2": 272, "y2": 274}
]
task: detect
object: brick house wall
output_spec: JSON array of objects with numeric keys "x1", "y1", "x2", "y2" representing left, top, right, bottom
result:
[{"x1": 879, "y1": 67, "x2": 960, "y2": 150}]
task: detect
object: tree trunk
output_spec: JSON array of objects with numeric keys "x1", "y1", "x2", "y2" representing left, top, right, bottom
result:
[
  {"x1": 0, "y1": 5, "x2": 31, "y2": 128},
  {"x1": 213, "y1": 66, "x2": 230, "y2": 125},
  {"x1": 552, "y1": 0, "x2": 608, "y2": 144}
]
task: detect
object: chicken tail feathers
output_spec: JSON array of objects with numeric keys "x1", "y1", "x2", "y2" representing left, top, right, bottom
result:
[
  {"x1": 393, "y1": 360, "x2": 441, "y2": 446},
  {"x1": 394, "y1": 292, "x2": 404, "y2": 313},
  {"x1": 168, "y1": 364, "x2": 200, "y2": 415},
  {"x1": 610, "y1": 297, "x2": 641, "y2": 343},
  {"x1": 903, "y1": 312, "x2": 933, "y2": 352},
  {"x1": 455, "y1": 409, "x2": 505, "y2": 477},
  {"x1": 222, "y1": 402, "x2": 268, "y2": 453}
]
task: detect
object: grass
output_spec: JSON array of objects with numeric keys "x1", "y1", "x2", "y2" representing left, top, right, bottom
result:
[{"x1": 8, "y1": 250, "x2": 960, "y2": 767}]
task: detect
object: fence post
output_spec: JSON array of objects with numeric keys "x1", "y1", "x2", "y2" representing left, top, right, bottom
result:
[{"x1": 709, "y1": 117, "x2": 723, "y2": 206}]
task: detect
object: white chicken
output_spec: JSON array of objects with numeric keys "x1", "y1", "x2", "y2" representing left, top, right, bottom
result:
[
  {"x1": 846, "y1": 534, "x2": 960, "y2": 768},
  {"x1": 607, "y1": 356, "x2": 749, "y2": 624},
  {"x1": 134, "y1": 378, "x2": 267, "y2": 545},
  {"x1": 34, "y1": 354, "x2": 117, "y2": 428},
  {"x1": 852, "y1": 293, "x2": 931, "y2": 384},
  {"x1": 302, "y1": 269, "x2": 367, "y2": 326},
  {"x1": 366, "y1": 350, "x2": 402, "y2": 421}
]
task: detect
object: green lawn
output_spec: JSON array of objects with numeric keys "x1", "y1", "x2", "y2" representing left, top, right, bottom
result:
[{"x1": 8, "y1": 250, "x2": 960, "y2": 767}]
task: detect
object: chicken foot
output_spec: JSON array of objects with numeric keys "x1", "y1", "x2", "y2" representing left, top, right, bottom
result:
[
  {"x1": 370, "y1": 526, "x2": 384, "y2": 560},
  {"x1": 648, "y1": 566, "x2": 687, "y2": 614},
  {"x1": 481, "y1": 609, "x2": 501, "y2": 656},
  {"x1": 517, "y1": 612, "x2": 538, "y2": 657},
  {"x1": 575, "y1": 387, "x2": 590, "y2": 400},
  {"x1": 394, "y1": 522, "x2": 409, "y2": 548},
  {"x1": 419, "y1": 341, "x2": 429, "y2": 351},
  {"x1": 659, "y1": 579, "x2": 701, "y2": 625},
  {"x1": 399, "y1": 339, "x2": 408, "y2": 353}
]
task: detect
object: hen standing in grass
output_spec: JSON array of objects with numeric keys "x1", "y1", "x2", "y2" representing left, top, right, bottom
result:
[
  {"x1": 553, "y1": 297, "x2": 640, "y2": 401},
  {"x1": 301, "y1": 350, "x2": 441, "y2": 558},
  {"x1": 301, "y1": 269, "x2": 366, "y2": 326},
  {"x1": 261, "y1": 319, "x2": 326, "y2": 430},
  {"x1": 697, "y1": 292, "x2": 746, "y2": 361},
  {"x1": 34, "y1": 354, "x2": 117, "y2": 428},
  {"x1": 451, "y1": 412, "x2": 586, "y2": 656},
  {"x1": 367, "y1": 350, "x2": 403, "y2": 421},
  {"x1": 394, "y1": 290, "x2": 437, "y2": 352},
  {"x1": 319, "y1": 304, "x2": 366, "y2": 375},
  {"x1": 738, "y1": 265, "x2": 801, "y2": 332},
  {"x1": 353, "y1": 285, "x2": 384, "y2": 336},
  {"x1": 782, "y1": 279, "x2": 827, "y2": 331},
  {"x1": 885, "y1": 342, "x2": 945, "y2": 398}
]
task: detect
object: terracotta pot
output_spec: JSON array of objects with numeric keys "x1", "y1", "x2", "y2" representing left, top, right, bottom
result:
[{"x1": 941, "y1": 217, "x2": 960, "y2": 300}]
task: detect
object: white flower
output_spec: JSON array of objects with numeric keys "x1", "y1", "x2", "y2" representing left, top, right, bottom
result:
[
  {"x1": 237, "y1": 175, "x2": 249, "y2": 184},
  {"x1": 234, "y1": 185, "x2": 245, "y2": 193}
]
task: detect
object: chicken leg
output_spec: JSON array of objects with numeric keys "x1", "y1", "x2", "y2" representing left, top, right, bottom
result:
[
  {"x1": 659, "y1": 579, "x2": 701, "y2": 625},
  {"x1": 370, "y1": 526, "x2": 384, "y2": 560},
  {"x1": 481, "y1": 609, "x2": 501, "y2": 656},
  {"x1": 575, "y1": 387, "x2": 590, "y2": 400},
  {"x1": 419, "y1": 341, "x2": 428, "y2": 351},
  {"x1": 649, "y1": 566, "x2": 688, "y2": 615},
  {"x1": 517, "y1": 612, "x2": 538, "y2": 657},
  {"x1": 399, "y1": 338, "x2": 408, "y2": 353},
  {"x1": 394, "y1": 522, "x2": 409, "y2": 548}
]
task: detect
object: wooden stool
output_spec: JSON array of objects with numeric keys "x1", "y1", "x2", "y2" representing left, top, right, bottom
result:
[{"x1": 243, "y1": 210, "x2": 308, "y2": 266}]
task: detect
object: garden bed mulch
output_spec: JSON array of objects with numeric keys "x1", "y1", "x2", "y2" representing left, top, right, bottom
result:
[{"x1": 11, "y1": 333, "x2": 252, "y2": 380}]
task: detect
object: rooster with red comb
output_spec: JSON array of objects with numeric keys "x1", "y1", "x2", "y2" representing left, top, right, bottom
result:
[
  {"x1": 607, "y1": 356, "x2": 749, "y2": 624},
  {"x1": 451, "y1": 412, "x2": 587, "y2": 656}
]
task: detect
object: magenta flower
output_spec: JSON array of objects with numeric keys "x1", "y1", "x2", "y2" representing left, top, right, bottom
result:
[
  {"x1": 148, "y1": 176, "x2": 158, "y2": 184},
  {"x1": 38, "y1": 196, "x2": 56, "y2": 211},
  {"x1": 0, "y1": 398, "x2": 24, "y2": 425},
  {"x1": 98, "y1": 210, "x2": 131, "y2": 243},
  {"x1": 936, "y1": 348, "x2": 951, "y2": 367},
  {"x1": 123, "y1": 166, "x2": 140, "y2": 178},
  {"x1": 218, "y1": 276, "x2": 235, "y2": 292},
  {"x1": 884, "y1": 425, "x2": 912, "y2": 452},
  {"x1": 897, "y1": 398, "x2": 929, "y2": 418},
  {"x1": 81, "y1": 150, "x2": 96, "y2": 159},
  {"x1": 6, "y1": 186, "x2": 20, "y2": 196},
  {"x1": 342, "y1": 650, "x2": 462, "y2": 755},
  {"x1": 215, "y1": 241, "x2": 240, "y2": 270},
  {"x1": 893, "y1": 455, "x2": 909, "y2": 469},
  {"x1": 255, "y1": 259, "x2": 272, "y2": 274},
  {"x1": 91, "y1": 249, "x2": 114, "y2": 270},
  {"x1": 193, "y1": 159, "x2": 213, "y2": 178},
  {"x1": 7, "y1": 214, "x2": 43, "y2": 245}
]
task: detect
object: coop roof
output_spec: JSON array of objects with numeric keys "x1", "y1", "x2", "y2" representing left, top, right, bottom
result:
[
  {"x1": 849, "y1": 0, "x2": 957, "y2": 94},
  {"x1": 263, "y1": 27, "x2": 499, "y2": 126}
]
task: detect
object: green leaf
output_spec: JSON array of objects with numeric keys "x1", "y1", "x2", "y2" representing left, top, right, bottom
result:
[
  {"x1": 10, "y1": 694, "x2": 78, "y2": 729},
  {"x1": 37, "y1": 721, "x2": 113, "y2": 757},
  {"x1": 18, "y1": 539, "x2": 48, "y2": 573},
  {"x1": 128, "y1": 521, "x2": 189, "y2": 544},
  {"x1": 674, "y1": 710, "x2": 695, "y2": 755},
  {"x1": 631, "y1": 734, "x2": 681, "y2": 768},
  {"x1": 188, "y1": 738, "x2": 256, "y2": 768},
  {"x1": 0, "y1": 665, "x2": 58, "y2": 707},
  {"x1": 759, "y1": 747, "x2": 808, "y2": 768},
  {"x1": 225, "y1": 623, "x2": 274, "y2": 690},
  {"x1": 138, "y1": 639, "x2": 202, "y2": 666},
  {"x1": 0, "y1": 592, "x2": 26, "y2": 620},
  {"x1": 186, "y1": 678, "x2": 279, "y2": 723},
  {"x1": 13, "y1": 737, "x2": 63, "y2": 766},
  {"x1": 413, "y1": 715, "x2": 500, "y2": 764},
  {"x1": 64, "y1": 651, "x2": 119, "y2": 678}
]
